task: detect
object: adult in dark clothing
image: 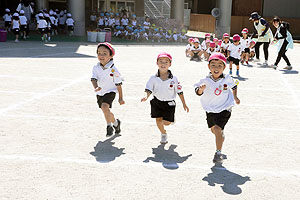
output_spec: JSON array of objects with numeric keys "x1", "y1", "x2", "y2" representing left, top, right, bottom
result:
[
  {"x1": 249, "y1": 12, "x2": 273, "y2": 65},
  {"x1": 271, "y1": 17, "x2": 293, "y2": 70}
]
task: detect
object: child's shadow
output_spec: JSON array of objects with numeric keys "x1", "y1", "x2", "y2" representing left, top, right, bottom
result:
[
  {"x1": 143, "y1": 144, "x2": 192, "y2": 170},
  {"x1": 90, "y1": 134, "x2": 125, "y2": 163},
  {"x1": 231, "y1": 75, "x2": 248, "y2": 81},
  {"x1": 202, "y1": 165, "x2": 251, "y2": 195}
]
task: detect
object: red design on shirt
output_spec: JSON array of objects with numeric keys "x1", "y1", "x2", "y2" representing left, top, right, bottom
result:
[{"x1": 214, "y1": 88, "x2": 222, "y2": 96}]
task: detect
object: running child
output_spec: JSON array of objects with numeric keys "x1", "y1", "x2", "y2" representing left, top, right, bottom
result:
[
  {"x1": 228, "y1": 34, "x2": 243, "y2": 76},
  {"x1": 141, "y1": 52, "x2": 189, "y2": 144},
  {"x1": 91, "y1": 42, "x2": 125, "y2": 137},
  {"x1": 194, "y1": 52, "x2": 240, "y2": 163},
  {"x1": 37, "y1": 13, "x2": 48, "y2": 42},
  {"x1": 240, "y1": 28, "x2": 254, "y2": 65},
  {"x1": 66, "y1": 13, "x2": 75, "y2": 36},
  {"x1": 3, "y1": 8, "x2": 12, "y2": 32},
  {"x1": 11, "y1": 13, "x2": 20, "y2": 42},
  {"x1": 19, "y1": 10, "x2": 28, "y2": 39}
]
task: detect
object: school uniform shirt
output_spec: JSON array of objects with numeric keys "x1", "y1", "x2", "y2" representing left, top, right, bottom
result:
[
  {"x1": 190, "y1": 45, "x2": 201, "y2": 53},
  {"x1": 19, "y1": 15, "x2": 27, "y2": 25},
  {"x1": 201, "y1": 40, "x2": 208, "y2": 50},
  {"x1": 131, "y1": 20, "x2": 137, "y2": 27},
  {"x1": 115, "y1": 19, "x2": 120, "y2": 26},
  {"x1": 186, "y1": 44, "x2": 192, "y2": 50},
  {"x1": 104, "y1": 17, "x2": 109, "y2": 26},
  {"x1": 194, "y1": 73, "x2": 237, "y2": 113},
  {"x1": 240, "y1": 37, "x2": 253, "y2": 49},
  {"x1": 98, "y1": 18, "x2": 104, "y2": 26},
  {"x1": 206, "y1": 47, "x2": 217, "y2": 55},
  {"x1": 215, "y1": 45, "x2": 220, "y2": 52},
  {"x1": 66, "y1": 18, "x2": 74, "y2": 26},
  {"x1": 3, "y1": 14, "x2": 12, "y2": 22},
  {"x1": 121, "y1": 18, "x2": 129, "y2": 26},
  {"x1": 50, "y1": 16, "x2": 55, "y2": 25},
  {"x1": 173, "y1": 34, "x2": 178, "y2": 41},
  {"x1": 228, "y1": 43, "x2": 243, "y2": 59},
  {"x1": 145, "y1": 70, "x2": 183, "y2": 101},
  {"x1": 12, "y1": 20, "x2": 20, "y2": 29},
  {"x1": 144, "y1": 21, "x2": 150, "y2": 29},
  {"x1": 108, "y1": 18, "x2": 115, "y2": 26},
  {"x1": 91, "y1": 60, "x2": 123, "y2": 96},
  {"x1": 37, "y1": 19, "x2": 48, "y2": 28},
  {"x1": 221, "y1": 41, "x2": 231, "y2": 50}
]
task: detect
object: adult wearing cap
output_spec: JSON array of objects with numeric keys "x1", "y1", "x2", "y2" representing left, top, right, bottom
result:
[
  {"x1": 271, "y1": 17, "x2": 293, "y2": 70},
  {"x1": 249, "y1": 12, "x2": 273, "y2": 65},
  {"x1": 16, "y1": 0, "x2": 33, "y2": 24}
]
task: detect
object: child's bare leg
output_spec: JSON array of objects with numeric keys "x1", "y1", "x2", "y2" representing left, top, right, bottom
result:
[
  {"x1": 163, "y1": 120, "x2": 171, "y2": 126},
  {"x1": 229, "y1": 61, "x2": 233, "y2": 70},
  {"x1": 211, "y1": 125, "x2": 224, "y2": 151},
  {"x1": 236, "y1": 64, "x2": 240, "y2": 71},
  {"x1": 156, "y1": 118, "x2": 166, "y2": 134},
  {"x1": 246, "y1": 53, "x2": 249, "y2": 62},
  {"x1": 101, "y1": 103, "x2": 115, "y2": 124}
]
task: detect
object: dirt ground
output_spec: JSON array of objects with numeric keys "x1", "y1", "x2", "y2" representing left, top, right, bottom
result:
[{"x1": 0, "y1": 41, "x2": 300, "y2": 200}]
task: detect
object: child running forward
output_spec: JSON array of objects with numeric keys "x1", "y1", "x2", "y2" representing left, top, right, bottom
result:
[
  {"x1": 91, "y1": 42, "x2": 125, "y2": 137},
  {"x1": 194, "y1": 53, "x2": 240, "y2": 163},
  {"x1": 141, "y1": 52, "x2": 189, "y2": 144}
]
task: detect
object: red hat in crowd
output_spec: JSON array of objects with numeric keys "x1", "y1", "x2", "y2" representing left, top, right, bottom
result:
[
  {"x1": 209, "y1": 41, "x2": 216, "y2": 48},
  {"x1": 233, "y1": 34, "x2": 241, "y2": 41}
]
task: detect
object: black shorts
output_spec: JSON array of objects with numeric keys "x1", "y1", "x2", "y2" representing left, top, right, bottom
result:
[
  {"x1": 20, "y1": 25, "x2": 28, "y2": 31},
  {"x1": 39, "y1": 28, "x2": 46, "y2": 34},
  {"x1": 229, "y1": 56, "x2": 240, "y2": 65},
  {"x1": 67, "y1": 26, "x2": 74, "y2": 31},
  {"x1": 150, "y1": 97, "x2": 176, "y2": 122},
  {"x1": 192, "y1": 51, "x2": 200, "y2": 58},
  {"x1": 206, "y1": 110, "x2": 231, "y2": 130},
  {"x1": 13, "y1": 28, "x2": 20, "y2": 35},
  {"x1": 243, "y1": 48, "x2": 250, "y2": 53},
  {"x1": 97, "y1": 92, "x2": 116, "y2": 108},
  {"x1": 5, "y1": 21, "x2": 11, "y2": 28}
]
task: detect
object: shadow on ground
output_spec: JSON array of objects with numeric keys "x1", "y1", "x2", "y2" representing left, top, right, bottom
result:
[
  {"x1": 280, "y1": 69, "x2": 299, "y2": 74},
  {"x1": 90, "y1": 134, "x2": 125, "y2": 163},
  {"x1": 143, "y1": 144, "x2": 192, "y2": 170},
  {"x1": 202, "y1": 165, "x2": 251, "y2": 195}
]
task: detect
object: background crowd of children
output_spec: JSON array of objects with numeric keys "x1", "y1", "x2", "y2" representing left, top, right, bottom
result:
[{"x1": 186, "y1": 29, "x2": 256, "y2": 76}]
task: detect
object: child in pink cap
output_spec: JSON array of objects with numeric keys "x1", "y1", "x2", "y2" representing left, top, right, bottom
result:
[
  {"x1": 186, "y1": 38, "x2": 194, "y2": 57},
  {"x1": 194, "y1": 53, "x2": 240, "y2": 163},
  {"x1": 221, "y1": 33, "x2": 231, "y2": 58},
  {"x1": 228, "y1": 34, "x2": 243, "y2": 76},
  {"x1": 189, "y1": 38, "x2": 202, "y2": 61},
  {"x1": 141, "y1": 52, "x2": 189, "y2": 144},
  {"x1": 206, "y1": 41, "x2": 217, "y2": 58}
]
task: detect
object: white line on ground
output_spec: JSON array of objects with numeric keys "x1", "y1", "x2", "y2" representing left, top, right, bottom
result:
[
  {"x1": 0, "y1": 154, "x2": 299, "y2": 178},
  {"x1": 0, "y1": 76, "x2": 88, "y2": 115}
]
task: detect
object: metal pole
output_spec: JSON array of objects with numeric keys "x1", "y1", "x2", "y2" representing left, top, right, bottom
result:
[
  {"x1": 68, "y1": 0, "x2": 86, "y2": 36},
  {"x1": 171, "y1": 0, "x2": 184, "y2": 23},
  {"x1": 215, "y1": 0, "x2": 232, "y2": 38}
]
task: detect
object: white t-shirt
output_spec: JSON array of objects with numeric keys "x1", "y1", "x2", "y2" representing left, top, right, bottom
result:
[
  {"x1": 228, "y1": 43, "x2": 243, "y2": 59},
  {"x1": 98, "y1": 18, "x2": 104, "y2": 26},
  {"x1": 201, "y1": 40, "x2": 209, "y2": 50},
  {"x1": 206, "y1": 47, "x2": 217, "y2": 55},
  {"x1": 108, "y1": 18, "x2": 115, "y2": 26},
  {"x1": 37, "y1": 19, "x2": 47, "y2": 28},
  {"x1": 3, "y1": 14, "x2": 12, "y2": 22},
  {"x1": 190, "y1": 45, "x2": 201, "y2": 53},
  {"x1": 221, "y1": 41, "x2": 231, "y2": 50},
  {"x1": 91, "y1": 61, "x2": 123, "y2": 96},
  {"x1": 144, "y1": 21, "x2": 150, "y2": 29},
  {"x1": 145, "y1": 71, "x2": 183, "y2": 101},
  {"x1": 131, "y1": 20, "x2": 137, "y2": 27},
  {"x1": 194, "y1": 74, "x2": 237, "y2": 113},
  {"x1": 115, "y1": 19, "x2": 120, "y2": 26},
  {"x1": 12, "y1": 20, "x2": 20, "y2": 29},
  {"x1": 66, "y1": 18, "x2": 74, "y2": 26},
  {"x1": 173, "y1": 34, "x2": 178, "y2": 41},
  {"x1": 121, "y1": 18, "x2": 129, "y2": 26},
  {"x1": 186, "y1": 44, "x2": 192, "y2": 50},
  {"x1": 50, "y1": 16, "x2": 55, "y2": 25},
  {"x1": 90, "y1": 15, "x2": 97, "y2": 22},
  {"x1": 240, "y1": 37, "x2": 253, "y2": 49},
  {"x1": 19, "y1": 15, "x2": 27, "y2": 25}
]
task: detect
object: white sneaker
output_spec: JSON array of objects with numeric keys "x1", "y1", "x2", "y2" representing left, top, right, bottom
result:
[
  {"x1": 283, "y1": 66, "x2": 292, "y2": 70},
  {"x1": 264, "y1": 60, "x2": 268, "y2": 65},
  {"x1": 160, "y1": 133, "x2": 168, "y2": 144},
  {"x1": 14, "y1": 39, "x2": 19, "y2": 43},
  {"x1": 253, "y1": 58, "x2": 260, "y2": 62}
]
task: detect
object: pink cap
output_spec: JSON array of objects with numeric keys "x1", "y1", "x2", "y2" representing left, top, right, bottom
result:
[
  {"x1": 209, "y1": 41, "x2": 216, "y2": 48},
  {"x1": 241, "y1": 28, "x2": 249, "y2": 34},
  {"x1": 205, "y1": 33, "x2": 211, "y2": 38},
  {"x1": 188, "y1": 38, "x2": 194, "y2": 43},
  {"x1": 157, "y1": 52, "x2": 172, "y2": 62},
  {"x1": 208, "y1": 53, "x2": 227, "y2": 65},
  {"x1": 193, "y1": 38, "x2": 199, "y2": 43},
  {"x1": 218, "y1": 39, "x2": 222, "y2": 46},
  {"x1": 97, "y1": 42, "x2": 115, "y2": 56},
  {"x1": 213, "y1": 38, "x2": 218, "y2": 42},
  {"x1": 232, "y1": 34, "x2": 241, "y2": 41},
  {"x1": 205, "y1": 39, "x2": 210, "y2": 43},
  {"x1": 223, "y1": 33, "x2": 229, "y2": 38}
]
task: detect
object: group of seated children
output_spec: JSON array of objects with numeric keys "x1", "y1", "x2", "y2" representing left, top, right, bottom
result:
[{"x1": 186, "y1": 29, "x2": 255, "y2": 76}]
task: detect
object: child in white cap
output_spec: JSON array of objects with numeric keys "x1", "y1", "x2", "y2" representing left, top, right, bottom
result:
[
  {"x1": 11, "y1": 13, "x2": 20, "y2": 42},
  {"x1": 65, "y1": 13, "x2": 75, "y2": 36},
  {"x1": 141, "y1": 52, "x2": 189, "y2": 144},
  {"x1": 3, "y1": 8, "x2": 12, "y2": 32},
  {"x1": 194, "y1": 53, "x2": 240, "y2": 163}
]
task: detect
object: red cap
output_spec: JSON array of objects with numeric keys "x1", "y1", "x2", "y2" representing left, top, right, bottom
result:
[
  {"x1": 157, "y1": 52, "x2": 172, "y2": 62},
  {"x1": 241, "y1": 28, "x2": 249, "y2": 34},
  {"x1": 233, "y1": 34, "x2": 241, "y2": 41},
  {"x1": 209, "y1": 41, "x2": 216, "y2": 48},
  {"x1": 223, "y1": 33, "x2": 230, "y2": 38},
  {"x1": 208, "y1": 53, "x2": 227, "y2": 65},
  {"x1": 213, "y1": 38, "x2": 218, "y2": 42},
  {"x1": 193, "y1": 38, "x2": 200, "y2": 43},
  {"x1": 188, "y1": 38, "x2": 194, "y2": 43},
  {"x1": 205, "y1": 33, "x2": 211, "y2": 38},
  {"x1": 97, "y1": 42, "x2": 115, "y2": 56}
]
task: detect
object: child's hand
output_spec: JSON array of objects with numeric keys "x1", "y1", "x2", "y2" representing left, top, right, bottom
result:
[
  {"x1": 183, "y1": 104, "x2": 189, "y2": 113},
  {"x1": 235, "y1": 97, "x2": 240, "y2": 104},
  {"x1": 94, "y1": 87, "x2": 101, "y2": 92},
  {"x1": 119, "y1": 98, "x2": 125, "y2": 105},
  {"x1": 197, "y1": 83, "x2": 206, "y2": 94},
  {"x1": 141, "y1": 97, "x2": 147, "y2": 102}
]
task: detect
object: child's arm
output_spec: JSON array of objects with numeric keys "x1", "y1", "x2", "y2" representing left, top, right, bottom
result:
[
  {"x1": 91, "y1": 78, "x2": 101, "y2": 92},
  {"x1": 232, "y1": 88, "x2": 240, "y2": 104},
  {"x1": 116, "y1": 85, "x2": 125, "y2": 105},
  {"x1": 141, "y1": 90, "x2": 151, "y2": 102},
  {"x1": 195, "y1": 83, "x2": 206, "y2": 95},
  {"x1": 178, "y1": 93, "x2": 189, "y2": 112}
]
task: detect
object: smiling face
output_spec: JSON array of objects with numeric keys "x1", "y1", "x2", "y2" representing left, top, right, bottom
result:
[
  {"x1": 208, "y1": 59, "x2": 226, "y2": 79},
  {"x1": 157, "y1": 57, "x2": 171, "y2": 74},
  {"x1": 97, "y1": 46, "x2": 113, "y2": 66}
]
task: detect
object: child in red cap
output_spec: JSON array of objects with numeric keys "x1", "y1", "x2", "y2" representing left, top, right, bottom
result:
[
  {"x1": 194, "y1": 53, "x2": 240, "y2": 163},
  {"x1": 91, "y1": 42, "x2": 125, "y2": 137},
  {"x1": 141, "y1": 52, "x2": 189, "y2": 144},
  {"x1": 228, "y1": 34, "x2": 243, "y2": 76}
]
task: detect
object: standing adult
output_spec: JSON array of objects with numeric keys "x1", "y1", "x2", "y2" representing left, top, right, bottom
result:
[
  {"x1": 16, "y1": 0, "x2": 33, "y2": 24},
  {"x1": 271, "y1": 17, "x2": 293, "y2": 70},
  {"x1": 249, "y1": 12, "x2": 273, "y2": 65}
]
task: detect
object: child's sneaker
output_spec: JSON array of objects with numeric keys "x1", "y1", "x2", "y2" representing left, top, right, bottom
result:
[
  {"x1": 246, "y1": 61, "x2": 249, "y2": 65},
  {"x1": 160, "y1": 133, "x2": 168, "y2": 144},
  {"x1": 106, "y1": 125, "x2": 114, "y2": 137},
  {"x1": 283, "y1": 65, "x2": 292, "y2": 70},
  {"x1": 271, "y1": 64, "x2": 278, "y2": 70},
  {"x1": 229, "y1": 69, "x2": 232, "y2": 75},
  {"x1": 213, "y1": 153, "x2": 223, "y2": 163},
  {"x1": 113, "y1": 119, "x2": 121, "y2": 134}
]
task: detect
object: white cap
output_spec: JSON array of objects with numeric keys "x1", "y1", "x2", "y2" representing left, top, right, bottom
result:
[
  {"x1": 44, "y1": 13, "x2": 50, "y2": 18},
  {"x1": 38, "y1": 13, "x2": 44, "y2": 17},
  {"x1": 67, "y1": 13, "x2": 71, "y2": 17},
  {"x1": 13, "y1": 13, "x2": 19, "y2": 17},
  {"x1": 53, "y1": 12, "x2": 57, "y2": 15},
  {"x1": 20, "y1": 10, "x2": 25, "y2": 14},
  {"x1": 5, "y1": 8, "x2": 10, "y2": 12},
  {"x1": 64, "y1": 10, "x2": 67, "y2": 13}
]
